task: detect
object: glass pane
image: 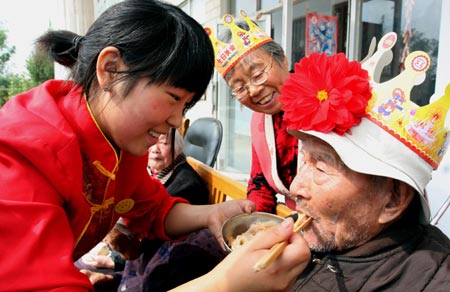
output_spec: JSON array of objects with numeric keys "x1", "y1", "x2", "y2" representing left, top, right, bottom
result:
[
  {"x1": 270, "y1": 7, "x2": 283, "y2": 44},
  {"x1": 261, "y1": 0, "x2": 280, "y2": 10},
  {"x1": 292, "y1": 17, "x2": 306, "y2": 65},
  {"x1": 361, "y1": 0, "x2": 442, "y2": 106},
  {"x1": 216, "y1": 77, "x2": 252, "y2": 174},
  {"x1": 292, "y1": 1, "x2": 349, "y2": 69}
]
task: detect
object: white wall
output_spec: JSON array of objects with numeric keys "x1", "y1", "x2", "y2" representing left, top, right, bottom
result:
[{"x1": 54, "y1": 0, "x2": 95, "y2": 79}]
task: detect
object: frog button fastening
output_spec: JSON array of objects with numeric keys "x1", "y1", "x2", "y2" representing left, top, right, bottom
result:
[{"x1": 115, "y1": 198, "x2": 135, "y2": 214}]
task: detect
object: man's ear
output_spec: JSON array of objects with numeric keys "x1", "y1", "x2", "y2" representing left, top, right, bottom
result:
[
  {"x1": 378, "y1": 180, "x2": 415, "y2": 224},
  {"x1": 96, "y1": 46, "x2": 126, "y2": 92}
]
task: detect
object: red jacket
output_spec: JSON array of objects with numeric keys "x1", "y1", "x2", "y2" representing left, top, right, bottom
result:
[
  {"x1": 0, "y1": 80, "x2": 186, "y2": 291},
  {"x1": 248, "y1": 111, "x2": 298, "y2": 212}
]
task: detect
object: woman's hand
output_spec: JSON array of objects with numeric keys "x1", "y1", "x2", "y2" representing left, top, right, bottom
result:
[
  {"x1": 206, "y1": 199, "x2": 255, "y2": 250},
  {"x1": 164, "y1": 200, "x2": 255, "y2": 242},
  {"x1": 169, "y1": 217, "x2": 311, "y2": 292}
]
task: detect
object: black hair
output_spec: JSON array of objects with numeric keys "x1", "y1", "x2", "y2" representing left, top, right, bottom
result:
[{"x1": 35, "y1": 0, "x2": 214, "y2": 112}]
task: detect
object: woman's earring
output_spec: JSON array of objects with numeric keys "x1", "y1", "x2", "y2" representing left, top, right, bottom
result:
[{"x1": 103, "y1": 84, "x2": 111, "y2": 92}]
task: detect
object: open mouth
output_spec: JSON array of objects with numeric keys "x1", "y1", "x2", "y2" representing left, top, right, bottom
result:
[{"x1": 257, "y1": 92, "x2": 274, "y2": 105}]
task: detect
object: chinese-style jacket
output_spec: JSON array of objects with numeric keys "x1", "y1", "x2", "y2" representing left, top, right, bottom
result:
[{"x1": 0, "y1": 80, "x2": 186, "y2": 291}]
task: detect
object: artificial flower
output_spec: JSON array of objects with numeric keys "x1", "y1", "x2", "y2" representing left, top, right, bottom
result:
[{"x1": 280, "y1": 52, "x2": 372, "y2": 135}]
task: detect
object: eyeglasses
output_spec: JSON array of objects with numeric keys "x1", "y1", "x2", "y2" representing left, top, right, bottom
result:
[{"x1": 231, "y1": 55, "x2": 274, "y2": 100}]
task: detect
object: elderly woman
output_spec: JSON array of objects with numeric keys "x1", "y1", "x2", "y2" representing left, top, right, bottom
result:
[
  {"x1": 147, "y1": 128, "x2": 209, "y2": 204},
  {"x1": 206, "y1": 11, "x2": 298, "y2": 214}
]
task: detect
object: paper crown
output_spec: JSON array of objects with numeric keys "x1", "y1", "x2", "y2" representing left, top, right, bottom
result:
[
  {"x1": 362, "y1": 32, "x2": 450, "y2": 169},
  {"x1": 281, "y1": 33, "x2": 449, "y2": 223},
  {"x1": 281, "y1": 32, "x2": 450, "y2": 171},
  {"x1": 205, "y1": 10, "x2": 272, "y2": 77}
]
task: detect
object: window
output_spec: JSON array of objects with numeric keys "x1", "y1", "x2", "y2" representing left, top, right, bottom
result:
[{"x1": 360, "y1": 0, "x2": 442, "y2": 106}]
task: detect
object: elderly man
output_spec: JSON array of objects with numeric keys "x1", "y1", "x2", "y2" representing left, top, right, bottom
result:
[{"x1": 278, "y1": 35, "x2": 450, "y2": 290}]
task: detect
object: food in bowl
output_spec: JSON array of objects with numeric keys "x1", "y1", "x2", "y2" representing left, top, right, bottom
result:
[
  {"x1": 231, "y1": 220, "x2": 278, "y2": 250},
  {"x1": 222, "y1": 212, "x2": 284, "y2": 252}
]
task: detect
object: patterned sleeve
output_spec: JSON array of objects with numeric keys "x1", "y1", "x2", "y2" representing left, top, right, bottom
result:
[{"x1": 247, "y1": 143, "x2": 277, "y2": 213}]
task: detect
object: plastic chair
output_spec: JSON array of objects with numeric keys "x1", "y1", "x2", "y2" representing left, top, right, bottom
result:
[{"x1": 184, "y1": 117, "x2": 223, "y2": 167}]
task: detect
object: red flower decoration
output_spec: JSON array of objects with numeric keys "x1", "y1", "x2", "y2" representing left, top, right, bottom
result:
[{"x1": 280, "y1": 53, "x2": 372, "y2": 135}]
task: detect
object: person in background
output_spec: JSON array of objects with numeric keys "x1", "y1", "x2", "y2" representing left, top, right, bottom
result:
[
  {"x1": 147, "y1": 128, "x2": 209, "y2": 205},
  {"x1": 0, "y1": 1, "x2": 254, "y2": 290},
  {"x1": 206, "y1": 10, "x2": 298, "y2": 214}
]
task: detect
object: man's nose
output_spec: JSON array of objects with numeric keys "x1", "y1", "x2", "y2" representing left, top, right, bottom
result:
[{"x1": 289, "y1": 167, "x2": 311, "y2": 200}]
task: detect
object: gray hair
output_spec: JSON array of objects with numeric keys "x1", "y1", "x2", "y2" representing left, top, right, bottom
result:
[{"x1": 172, "y1": 129, "x2": 184, "y2": 159}]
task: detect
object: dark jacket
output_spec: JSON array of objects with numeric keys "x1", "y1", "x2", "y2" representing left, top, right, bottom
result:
[
  {"x1": 164, "y1": 159, "x2": 209, "y2": 205},
  {"x1": 293, "y1": 219, "x2": 450, "y2": 291}
]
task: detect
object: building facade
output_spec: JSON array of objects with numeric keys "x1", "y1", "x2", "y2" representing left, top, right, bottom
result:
[{"x1": 58, "y1": 0, "x2": 450, "y2": 235}]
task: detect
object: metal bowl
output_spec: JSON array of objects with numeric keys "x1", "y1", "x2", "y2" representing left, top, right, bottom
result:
[{"x1": 221, "y1": 212, "x2": 284, "y2": 252}]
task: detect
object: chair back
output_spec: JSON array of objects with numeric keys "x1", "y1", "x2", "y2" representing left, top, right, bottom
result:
[
  {"x1": 184, "y1": 117, "x2": 223, "y2": 167},
  {"x1": 186, "y1": 156, "x2": 246, "y2": 204},
  {"x1": 186, "y1": 156, "x2": 295, "y2": 217}
]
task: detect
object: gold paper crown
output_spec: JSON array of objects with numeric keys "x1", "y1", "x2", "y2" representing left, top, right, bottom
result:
[
  {"x1": 205, "y1": 10, "x2": 273, "y2": 77},
  {"x1": 362, "y1": 32, "x2": 450, "y2": 169}
]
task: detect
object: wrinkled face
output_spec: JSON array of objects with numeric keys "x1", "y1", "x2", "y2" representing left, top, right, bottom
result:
[
  {"x1": 225, "y1": 49, "x2": 289, "y2": 115},
  {"x1": 289, "y1": 136, "x2": 387, "y2": 252},
  {"x1": 92, "y1": 78, "x2": 194, "y2": 157},
  {"x1": 148, "y1": 134, "x2": 173, "y2": 173}
]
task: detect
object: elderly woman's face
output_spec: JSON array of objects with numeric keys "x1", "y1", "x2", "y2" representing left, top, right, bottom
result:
[
  {"x1": 289, "y1": 137, "x2": 389, "y2": 252},
  {"x1": 225, "y1": 49, "x2": 289, "y2": 115},
  {"x1": 148, "y1": 134, "x2": 173, "y2": 173}
]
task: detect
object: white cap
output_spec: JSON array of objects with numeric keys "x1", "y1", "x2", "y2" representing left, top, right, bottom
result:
[{"x1": 288, "y1": 117, "x2": 432, "y2": 223}]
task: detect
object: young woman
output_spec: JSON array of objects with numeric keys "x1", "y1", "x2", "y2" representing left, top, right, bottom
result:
[{"x1": 0, "y1": 1, "x2": 254, "y2": 290}]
